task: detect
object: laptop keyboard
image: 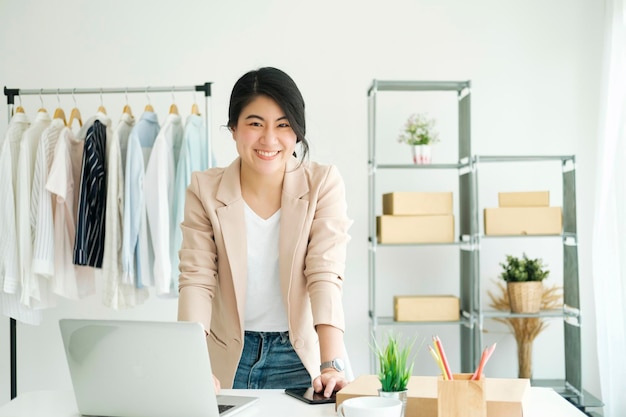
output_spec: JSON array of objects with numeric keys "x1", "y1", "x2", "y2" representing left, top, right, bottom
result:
[{"x1": 218, "y1": 404, "x2": 235, "y2": 414}]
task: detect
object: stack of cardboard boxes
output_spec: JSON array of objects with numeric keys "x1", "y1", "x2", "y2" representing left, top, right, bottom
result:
[
  {"x1": 483, "y1": 191, "x2": 562, "y2": 236},
  {"x1": 377, "y1": 192, "x2": 455, "y2": 243}
]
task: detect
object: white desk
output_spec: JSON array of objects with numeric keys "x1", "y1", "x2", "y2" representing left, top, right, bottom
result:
[{"x1": 0, "y1": 387, "x2": 587, "y2": 417}]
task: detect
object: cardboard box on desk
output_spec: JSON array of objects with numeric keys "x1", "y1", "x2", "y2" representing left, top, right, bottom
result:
[
  {"x1": 383, "y1": 192, "x2": 453, "y2": 215},
  {"x1": 336, "y1": 375, "x2": 529, "y2": 417},
  {"x1": 394, "y1": 295, "x2": 460, "y2": 322},
  {"x1": 377, "y1": 215, "x2": 454, "y2": 243},
  {"x1": 483, "y1": 207, "x2": 562, "y2": 236}
]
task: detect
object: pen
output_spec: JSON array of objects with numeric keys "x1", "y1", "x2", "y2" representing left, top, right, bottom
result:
[
  {"x1": 471, "y1": 343, "x2": 497, "y2": 380},
  {"x1": 428, "y1": 345, "x2": 448, "y2": 379},
  {"x1": 433, "y1": 336, "x2": 453, "y2": 381}
]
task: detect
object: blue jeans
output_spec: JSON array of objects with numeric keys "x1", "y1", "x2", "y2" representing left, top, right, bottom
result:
[{"x1": 233, "y1": 331, "x2": 311, "y2": 389}]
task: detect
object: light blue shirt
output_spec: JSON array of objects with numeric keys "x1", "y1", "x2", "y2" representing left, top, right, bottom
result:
[
  {"x1": 122, "y1": 111, "x2": 159, "y2": 287},
  {"x1": 171, "y1": 114, "x2": 214, "y2": 293}
]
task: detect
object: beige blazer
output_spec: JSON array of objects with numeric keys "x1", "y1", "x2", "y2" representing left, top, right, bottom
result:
[{"x1": 178, "y1": 156, "x2": 352, "y2": 388}]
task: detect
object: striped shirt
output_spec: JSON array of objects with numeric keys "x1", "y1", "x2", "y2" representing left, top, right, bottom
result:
[
  {"x1": 31, "y1": 118, "x2": 66, "y2": 280},
  {"x1": 74, "y1": 120, "x2": 108, "y2": 268}
]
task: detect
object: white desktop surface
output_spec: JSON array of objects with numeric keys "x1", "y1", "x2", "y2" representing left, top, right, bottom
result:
[{"x1": 0, "y1": 387, "x2": 587, "y2": 417}]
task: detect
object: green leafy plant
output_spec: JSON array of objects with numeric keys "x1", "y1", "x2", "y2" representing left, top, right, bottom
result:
[
  {"x1": 372, "y1": 332, "x2": 417, "y2": 392},
  {"x1": 499, "y1": 253, "x2": 550, "y2": 282},
  {"x1": 397, "y1": 113, "x2": 440, "y2": 146}
]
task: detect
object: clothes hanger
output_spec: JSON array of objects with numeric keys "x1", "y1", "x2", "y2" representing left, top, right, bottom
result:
[
  {"x1": 144, "y1": 87, "x2": 154, "y2": 112},
  {"x1": 38, "y1": 90, "x2": 47, "y2": 113},
  {"x1": 122, "y1": 88, "x2": 133, "y2": 117},
  {"x1": 14, "y1": 95, "x2": 25, "y2": 113},
  {"x1": 67, "y1": 89, "x2": 83, "y2": 128},
  {"x1": 190, "y1": 91, "x2": 200, "y2": 115},
  {"x1": 190, "y1": 103, "x2": 200, "y2": 115},
  {"x1": 169, "y1": 88, "x2": 179, "y2": 115},
  {"x1": 53, "y1": 89, "x2": 67, "y2": 125},
  {"x1": 97, "y1": 89, "x2": 107, "y2": 115}
]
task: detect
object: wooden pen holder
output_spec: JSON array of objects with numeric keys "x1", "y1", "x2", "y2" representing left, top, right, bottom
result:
[{"x1": 437, "y1": 373, "x2": 486, "y2": 417}]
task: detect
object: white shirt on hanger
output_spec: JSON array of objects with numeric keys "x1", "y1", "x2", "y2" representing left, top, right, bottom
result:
[
  {"x1": 144, "y1": 113, "x2": 184, "y2": 296},
  {"x1": 16, "y1": 110, "x2": 53, "y2": 309},
  {"x1": 102, "y1": 112, "x2": 149, "y2": 309},
  {"x1": 0, "y1": 111, "x2": 42, "y2": 325},
  {"x1": 0, "y1": 112, "x2": 30, "y2": 294},
  {"x1": 31, "y1": 117, "x2": 65, "y2": 282}
]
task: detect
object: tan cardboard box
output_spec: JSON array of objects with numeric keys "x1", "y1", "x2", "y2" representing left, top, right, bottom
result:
[
  {"x1": 336, "y1": 375, "x2": 529, "y2": 417},
  {"x1": 377, "y1": 215, "x2": 454, "y2": 243},
  {"x1": 394, "y1": 295, "x2": 460, "y2": 322},
  {"x1": 498, "y1": 191, "x2": 550, "y2": 207},
  {"x1": 383, "y1": 192, "x2": 453, "y2": 215},
  {"x1": 483, "y1": 207, "x2": 562, "y2": 236}
]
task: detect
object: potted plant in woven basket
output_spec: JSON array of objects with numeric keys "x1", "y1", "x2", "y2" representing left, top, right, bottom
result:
[{"x1": 499, "y1": 253, "x2": 550, "y2": 313}]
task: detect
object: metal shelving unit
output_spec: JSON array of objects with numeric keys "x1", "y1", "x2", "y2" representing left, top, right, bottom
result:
[
  {"x1": 367, "y1": 80, "x2": 603, "y2": 414},
  {"x1": 472, "y1": 154, "x2": 602, "y2": 412},
  {"x1": 367, "y1": 79, "x2": 475, "y2": 373}
]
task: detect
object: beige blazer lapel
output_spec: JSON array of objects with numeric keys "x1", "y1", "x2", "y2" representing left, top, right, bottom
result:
[
  {"x1": 279, "y1": 158, "x2": 309, "y2": 293},
  {"x1": 215, "y1": 158, "x2": 248, "y2": 325}
]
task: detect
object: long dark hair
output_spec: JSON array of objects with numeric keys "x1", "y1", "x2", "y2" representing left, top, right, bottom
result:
[{"x1": 228, "y1": 67, "x2": 309, "y2": 161}]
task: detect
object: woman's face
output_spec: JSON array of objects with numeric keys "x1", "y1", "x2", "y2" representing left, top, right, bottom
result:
[{"x1": 231, "y1": 95, "x2": 297, "y2": 177}]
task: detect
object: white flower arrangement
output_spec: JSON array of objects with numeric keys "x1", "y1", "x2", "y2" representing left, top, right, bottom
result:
[{"x1": 397, "y1": 113, "x2": 440, "y2": 146}]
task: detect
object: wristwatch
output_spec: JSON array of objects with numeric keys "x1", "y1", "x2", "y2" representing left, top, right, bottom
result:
[{"x1": 320, "y1": 357, "x2": 345, "y2": 372}]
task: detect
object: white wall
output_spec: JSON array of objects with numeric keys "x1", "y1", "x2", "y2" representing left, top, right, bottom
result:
[{"x1": 0, "y1": 0, "x2": 604, "y2": 408}]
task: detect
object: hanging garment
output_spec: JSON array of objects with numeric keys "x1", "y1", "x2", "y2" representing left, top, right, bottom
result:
[
  {"x1": 46, "y1": 126, "x2": 96, "y2": 299},
  {"x1": 0, "y1": 111, "x2": 30, "y2": 294},
  {"x1": 171, "y1": 114, "x2": 211, "y2": 292},
  {"x1": 0, "y1": 111, "x2": 41, "y2": 324},
  {"x1": 31, "y1": 117, "x2": 66, "y2": 282},
  {"x1": 102, "y1": 112, "x2": 149, "y2": 309},
  {"x1": 16, "y1": 110, "x2": 52, "y2": 309},
  {"x1": 145, "y1": 113, "x2": 184, "y2": 296},
  {"x1": 122, "y1": 111, "x2": 159, "y2": 288},
  {"x1": 74, "y1": 117, "x2": 110, "y2": 268}
]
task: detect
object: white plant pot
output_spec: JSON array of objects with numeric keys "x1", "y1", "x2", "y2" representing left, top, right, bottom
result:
[{"x1": 411, "y1": 145, "x2": 432, "y2": 164}]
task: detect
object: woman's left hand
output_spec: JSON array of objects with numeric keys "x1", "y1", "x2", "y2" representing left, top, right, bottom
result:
[{"x1": 313, "y1": 370, "x2": 348, "y2": 398}]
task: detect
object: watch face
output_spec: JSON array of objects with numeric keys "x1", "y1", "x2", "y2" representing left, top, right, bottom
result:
[{"x1": 333, "y1": 358, "x2": 345, "y2": 371}]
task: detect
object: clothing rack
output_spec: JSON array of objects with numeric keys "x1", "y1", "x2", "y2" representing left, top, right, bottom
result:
[{"x1": 3, "y1": 82, "x2": 213, "y2": 400}]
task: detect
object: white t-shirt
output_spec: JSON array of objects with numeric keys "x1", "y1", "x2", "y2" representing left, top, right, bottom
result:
[{"x1": 243, "y1": 203, "x2": 289, "y2": 332}]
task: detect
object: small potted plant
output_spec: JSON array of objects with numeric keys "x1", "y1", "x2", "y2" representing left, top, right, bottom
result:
[
  {"x1": 397, "y1": 113, "x2": 440, "y2": 164},
  {"x1": 372, "y1": 332, "x2": 417, "y2": 416},
  {"x1": 499, "y1": 253, "x2": 550, "y2": 313}
]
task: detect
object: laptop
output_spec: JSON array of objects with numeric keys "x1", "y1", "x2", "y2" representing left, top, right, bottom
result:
[{"x1": 59, "y1": 319, "x2": 258, "y2": 417}]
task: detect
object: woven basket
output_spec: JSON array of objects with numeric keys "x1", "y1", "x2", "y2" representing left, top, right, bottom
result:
[{"x1": 507, "y1": 281, "x2": 543, "y2": 313}]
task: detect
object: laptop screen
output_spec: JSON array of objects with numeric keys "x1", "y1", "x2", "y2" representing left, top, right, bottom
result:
[{"x1": 59, "y1": 319, "x2": 257, "y2": 417}]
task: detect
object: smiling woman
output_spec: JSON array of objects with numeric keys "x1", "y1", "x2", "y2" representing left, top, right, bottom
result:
[{"x1": 177, "y1": 67, "x2": 353, "y2": 399}]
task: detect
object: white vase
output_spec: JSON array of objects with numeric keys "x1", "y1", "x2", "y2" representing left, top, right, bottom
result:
[{"x1": 410, "y1": 144, "x2": 432, "y2": 164}]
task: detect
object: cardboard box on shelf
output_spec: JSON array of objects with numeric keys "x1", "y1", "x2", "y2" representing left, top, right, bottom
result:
[
  {"x1": 498, "y1": 191, "x2": 550, "y2": 208},
  {"x1": 394, "y1": 295, "x2": 460, "y2": 322},
  {"x1": 483, "y1": 207, "x2": 562, "y2": 236},
  {"x1": 377, "y1": 215, "x2": 454, "y2": 244},
  {"x1": 382, "y1": 192, "x2": 453, "y2": 215},
  {"x1": 336, "y1": 375, "x2": 529, "y2": 417}
]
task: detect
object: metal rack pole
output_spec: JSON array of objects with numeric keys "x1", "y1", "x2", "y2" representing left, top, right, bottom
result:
[{"x1": 3, "y1": 82, "x2": 212, "y2": 400}]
